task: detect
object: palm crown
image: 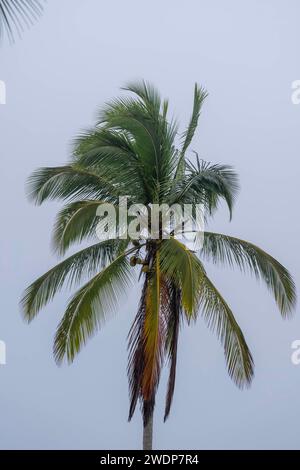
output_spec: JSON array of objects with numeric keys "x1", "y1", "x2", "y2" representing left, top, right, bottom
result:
[{"x1": 21, "y1": 82, "x2": 296, "y2": 447}]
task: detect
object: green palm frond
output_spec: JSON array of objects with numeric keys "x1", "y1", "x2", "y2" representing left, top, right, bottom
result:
[
  {"x1": 123, "y1": 81, "x2": 179, "y2": 188},
  {"x1": 198, "y1": 273, "x2": 254, "y2": 388},
  {"x1": 52, "y1": 200, "x2": 106, "y2": 255},
  {"x1": 73, "y1": 128, "x2": 136, "y2": 166},
  {"x1": 202, "y1": 232, "x2": 296, "y2": 317},
  {"x1": 160, "y1": 237, "x2": 205, "y2": 317},
  {"x1": 173, "y1": 159, "x2": 239, "y2": 219},
  {"x1": 52, "y1": 200, "x2": 138, "y2": 256},
  {"x1": 123, "y1": 80, "x2": 162, "y2": 116},
  {"x1": 97, "y1": 86, "x2": 178, "y2": 199},
  {"x1": 160, "y1": 237, "x2": 254, "y2": 388},
  {"x1": 27, "y1": 165, "x2": 119, "y2": 205},
  {"x1": 21, "y1": 239, "x2": 126, "y2": 322},
  {"x1": 0, "y1": 0, "x2": 44, "y2": 43},
  {"x1": 178, "y1": 84, "x2": 208, "y2": 171},
  {"x1": 53, "y1": 251, "x2": 134, "y2": 364},
  {"x1": 72, "y1": 128, "x2": 150, "y2": 202},
  {"x1": 97, "y1": 97, "x2": 161, "y2": 179}
]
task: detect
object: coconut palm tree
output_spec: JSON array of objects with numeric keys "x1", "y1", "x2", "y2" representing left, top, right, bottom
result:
[
  {"x1": 0, "y1": 0, "x2": 44, "y2": 43},
  {"x1": 21, "y1": 82, "x2": 296, "y2": 450}
]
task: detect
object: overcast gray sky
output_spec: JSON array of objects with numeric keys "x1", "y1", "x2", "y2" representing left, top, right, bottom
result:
[{"x1": 0, "y1": 0, "x2": 299, "y2": 450}]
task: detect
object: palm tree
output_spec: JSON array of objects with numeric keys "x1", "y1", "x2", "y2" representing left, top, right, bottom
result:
[
  {"x1": 0, "y1": 0, "x2": 44, "y2": 43},
  {"x1": 21, "y1": 82, "x2": 296, "y2": 450}
]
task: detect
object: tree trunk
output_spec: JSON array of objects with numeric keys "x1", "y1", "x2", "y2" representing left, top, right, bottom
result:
[{"x1": 143, "y1": 411, "x2": 153, "y2": 450}]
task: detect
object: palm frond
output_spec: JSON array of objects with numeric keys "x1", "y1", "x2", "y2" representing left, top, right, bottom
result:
[
  {"x1": 21, "y1": 239, "x2": 125, "y2": 322},
  {"x1": 164, "y1": 282, "x2": 181, "y2": 421},
  {"x1": 160, "y1": 238, "x2": 204, "y2": 317},
  {"x1": 202, "y1": 232, "x2": 296, "y2": 317},
  {"x1": 198, "y1": 273, "x2": 254, "y2": 388},
  {"x1": 97, "y1": 86, "x2": 178, "y2": 199},
  {"x1": 123, "y1": 81, "x2": 179, "y2": 189},
  {"x1": 27, "y1": 165, "x2": 118, "y2": 205},
  {"x1": 52, "y1": 200, "x2": 106, "y2": 255},
  {"x1": 97, "y1": 97, "x2": 161, "y2": 184},
  {"x1": 160, "y1": 237, "x2": 254, "y2": 388},
  {"x1": 0, "y1": 0, "x2": 44, "y2": 43},
  {"x1": 122, "y1": 80, "x2": 161, "y2": 116},
  {"x1": 53, "y1": 251, "x2": 134, "y2": 364},
  {"x1": 72, "y1": 128, "x2": 148, "y2": 200},
  {"x1": 128, "y1": 278, "x2": 148, "y2": 422},
  {"x1": 179, "y1": 83, "x2": 208, "y2": 163},
  {"x1": 173, "y1": 159, "x2": 239, "y2": 219},
  {"x1": 73, "y1": 128, "x2": 137, "y2": 166}
]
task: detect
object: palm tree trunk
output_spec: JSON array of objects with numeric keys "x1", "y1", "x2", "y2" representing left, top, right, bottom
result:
[{"x1": 143, "y1": 411, "x2": 153, "y2": 450}]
